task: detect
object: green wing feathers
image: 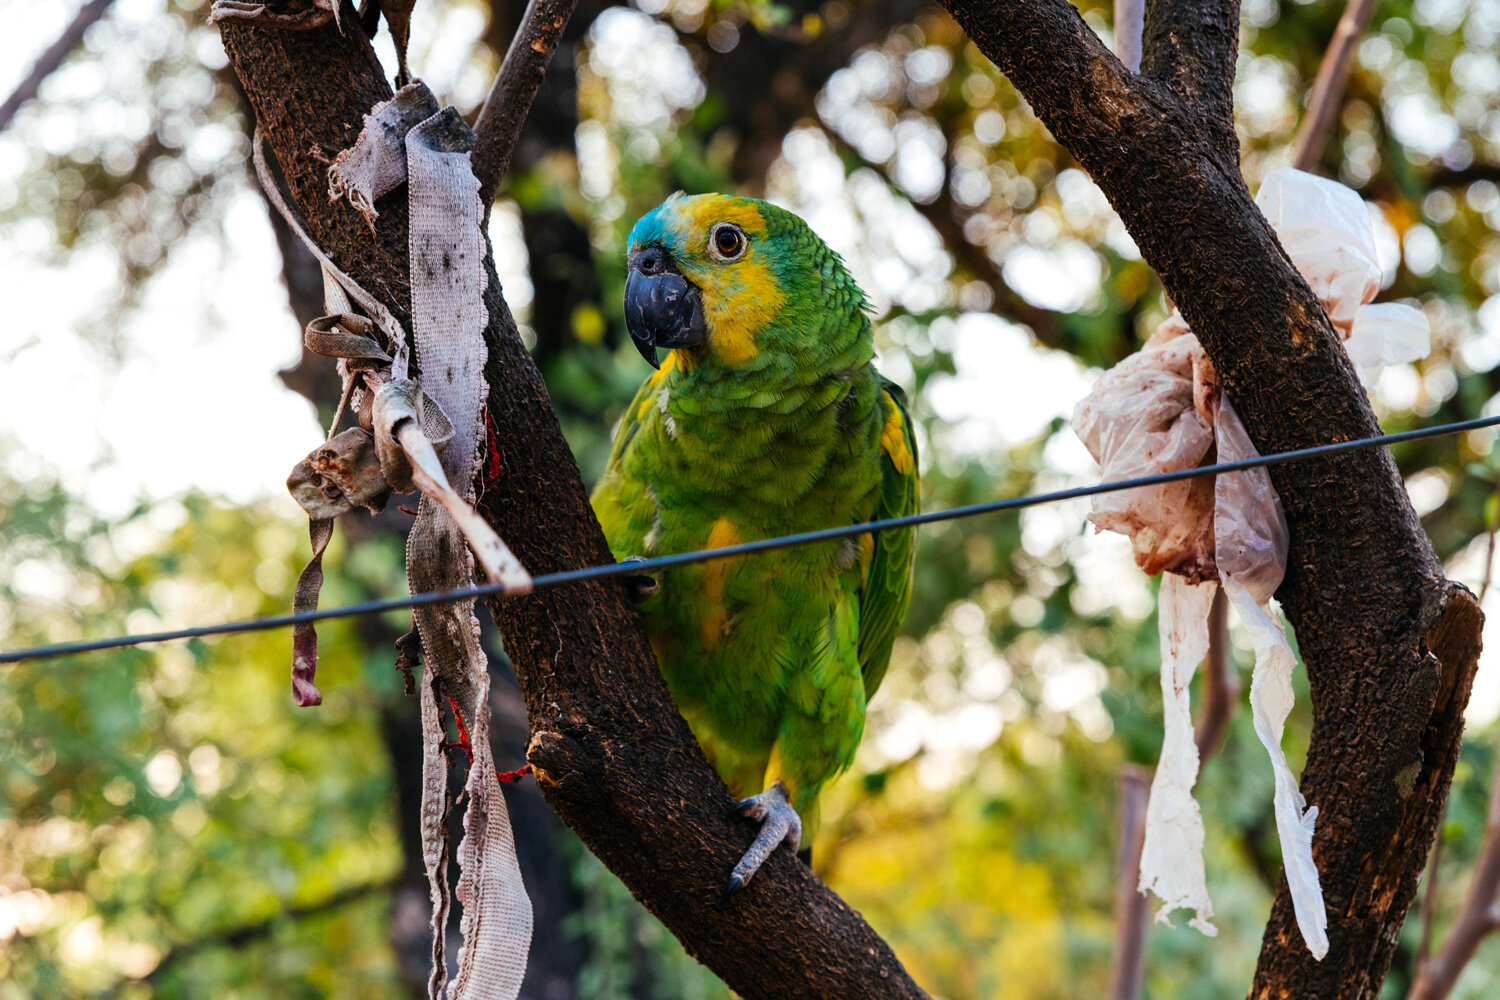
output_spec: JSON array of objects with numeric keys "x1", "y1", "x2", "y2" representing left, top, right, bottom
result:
[
  {"x1": 605, "y1": 366, "x2": 661, "y2": 468},
  {"x1": 857, "y1": 383, "x2": 919, "y2": 700}
]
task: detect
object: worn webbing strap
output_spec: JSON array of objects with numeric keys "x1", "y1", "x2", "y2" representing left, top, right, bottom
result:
[{"x1": 328, "y1": 82, "x2": 533, "y2": 1000}]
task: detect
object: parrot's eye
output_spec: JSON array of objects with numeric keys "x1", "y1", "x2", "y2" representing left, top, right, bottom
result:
[{"x1": 709, "y1": 223, "x2": 747, "y2": 261}]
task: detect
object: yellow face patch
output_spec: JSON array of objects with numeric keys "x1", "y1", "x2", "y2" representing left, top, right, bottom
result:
[
  {"x1": 681, "y1": 196, "x2": 768, "y2": 239},
  {"x1": 880, "y1": 392, "x2": 914, "y2": 475},
  {"x1": 660, "y1": 195, "x2": 787, "y2": 367}
]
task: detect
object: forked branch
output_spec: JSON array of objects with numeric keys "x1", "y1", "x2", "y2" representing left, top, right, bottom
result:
[
  {"x1": 472, "y1": 0, "x2": 580, "y2": 204},
  {"x1": 940, "y1": 2, "x2": 1482, "y2": 998},
  {"x1": 0, "y1": 0, "x2": 116, "y2": 132}
]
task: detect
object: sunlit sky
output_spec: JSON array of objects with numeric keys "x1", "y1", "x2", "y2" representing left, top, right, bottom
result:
[{"x1": 5, "y1": 0, "x2": 1500, "y2": 729}]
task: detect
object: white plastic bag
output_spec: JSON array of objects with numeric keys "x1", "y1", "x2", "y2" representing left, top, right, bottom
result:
[
  {"x1": 1071, "y1": 168, "x2": 1425, "y2": 959},
  {"x1": 1256, "y1": 168, "x2": 1428, "y2": 384},
  {"x1": 1072, "y1": 322, "x2": 1218, "y2": 583}
]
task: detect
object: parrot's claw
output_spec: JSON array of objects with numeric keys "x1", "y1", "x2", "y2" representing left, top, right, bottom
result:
[
  {"x1": 617, "y1": 556, "x2": 660, "y2": 606},
  {"x1": 721, "y1": 782, "x2": 801, "y2": 898}
]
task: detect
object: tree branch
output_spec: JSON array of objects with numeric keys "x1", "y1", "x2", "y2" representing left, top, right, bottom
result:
[
  {"x1": 1193, "y1": 585, "x2": 1237, "y2": 761},
  {"x1": 130, "y1": 877, "x2": 399, "y2": 992},
  {"x1": 937, "y1": 0, "x2": 1134, "y2": 152},
  {"x1": 1416, "y1": 824, "x2": 1445, "y2": 972},
  {"x1": 686, "y1": 0, "x2": 931, "y2": 191},
  {"x1": 1408, "y1": 746, "x2": 1500, "y2": 1000},
  {"x1": 471, "y1": 0, "x2": 580, "y2": 204},
  {"x1": 1140, "y1": 0, "x2": 1239, "y2": 145},
  {"x1": 217, "y1": 15, "x2": 926, "y2": 999},
  {"x1": 1290, "y1": 0, "x2": 1380, "y2": 173},
  {"x1": 1428, "y1": 163, "x2": 1500, "y2": 190},
  {"x1": 827, "y1": 126, "x2": 1103, "y2": 361},
  {"x1": 941, "y1": 1, "x2": 1484, "y2": 997},
  {"x1": 1109, "y1": 764, "x2": 1151, "y2": 1000},
  {"x1": 0, "y1": 0, "x2": 116, "y2": 133}
]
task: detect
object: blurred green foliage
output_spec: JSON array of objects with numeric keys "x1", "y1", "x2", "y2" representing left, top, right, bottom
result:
[{"x1": 0, "y1": 475, "x2": 408, "y2": 997}]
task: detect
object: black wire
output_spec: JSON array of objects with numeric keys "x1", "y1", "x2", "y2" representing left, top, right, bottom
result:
[{"x1": 4, "y1": 413, "x2": 1497, "y2": 664}]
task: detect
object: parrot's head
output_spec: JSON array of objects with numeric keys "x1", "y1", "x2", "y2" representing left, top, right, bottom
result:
[{"x1": 624, "y1": 193, "x2": 868, "y2": 371}]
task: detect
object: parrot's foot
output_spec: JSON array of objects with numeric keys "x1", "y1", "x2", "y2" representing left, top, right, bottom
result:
[
  {"x1": 617, "y1": 556, "x2": 660, "y2": 606},
  {"x1": 722, "y1": 782, "x2": 801, "y2": 898}
]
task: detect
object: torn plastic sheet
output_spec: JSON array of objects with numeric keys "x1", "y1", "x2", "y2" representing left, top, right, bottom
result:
[
  {"x1": 1216, "y1": 401, "x2": 1327, "y2": 960},
  {"x1": 1137, "y1": 574, "x2": 1217, "y2": 934},
  {"x1": 1223, "y1": 580, "x2": 1328, "y2": 958},
  {"x1": 1071, "y1": 322, "x2": 1218, "y2": 582},
  {"x1": 1134, "y1": 400, "x2": 1304, "y2": 943},
  {"x1": 1072, "y1": 168, "x2": 1423, "y2": 959},
  {"x1": 1256, "y1": 167, "x2": 1429, "y2": 385},
  {"x1": 1073, "y1": 321, "x2": 1325, "y2": 950}
]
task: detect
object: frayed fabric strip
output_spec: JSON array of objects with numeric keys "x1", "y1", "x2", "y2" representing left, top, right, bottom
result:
[{"x1": 289, "y1": 518, "x2": 333, "y2": 707}]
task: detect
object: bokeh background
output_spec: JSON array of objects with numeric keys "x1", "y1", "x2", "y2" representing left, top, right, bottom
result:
[{"x1": 5, "y1": 0, "x2": 1500, "y2": 996}]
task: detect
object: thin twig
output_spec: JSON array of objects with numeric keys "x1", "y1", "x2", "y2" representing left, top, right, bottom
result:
[
  {"x1": 1415, "y1": 487, "x2": 1500, "y2": 974},
  {"x1": 1109, "y1": 765, "x2": 1151, "y2": 1000},
  {"x1": 1408, "y1": 755, "x2": 1500, "y2": 1000},
  {"x1": 1417, "y1": 829, "x2": 1445, "y2": 968},
  {"x1": 1113, "y1": 0, "x2": 1144, "y2": 73},
  {"x1": 1290, "y1": 0, "x2": 1380, "y2": 172},
  {"x1": 1479, "y1": 483, "x2": 1500, "y2": 605},
  {"x1": 1194, "y1": 588, "x2": 1238, "y2": 761},
  {"x1": 471, "y1": 0, "x2": 580, "y2": 204},
  {"x1": 0, "y1": 0, "x2": 116, "y2": 133}
]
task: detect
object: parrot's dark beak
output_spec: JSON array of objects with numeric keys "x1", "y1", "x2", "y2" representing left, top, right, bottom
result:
[{"x1": 624, "y1": 246, "x2": 706, "y2": 369}]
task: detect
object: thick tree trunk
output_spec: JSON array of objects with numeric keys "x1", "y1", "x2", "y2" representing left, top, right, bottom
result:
[
  {"x1": 218, "y1": 15, "x2": 924, "y2": 1000},
  {"x1": 937, "y1": 1, "x2": 1484, "y2": 997}
]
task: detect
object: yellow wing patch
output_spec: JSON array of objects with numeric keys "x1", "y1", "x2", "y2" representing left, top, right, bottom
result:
[
  {"x1": 858, "y1": 532, "x2": 875, "y2": 587},
  {"x1": 879, "y1": 392, "x2": 914, "y2": 476},
  {"x1": 701, "y1": 517, "x2": 743, "y2": 647},
  {"x1": 762, "y1": 744, "x2": 793, "y2": 796}
]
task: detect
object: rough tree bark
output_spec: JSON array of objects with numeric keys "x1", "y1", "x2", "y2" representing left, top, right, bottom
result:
[
  {"x1": 217, "y1": 13, "x2": 925, "y2": 1000},
  {"x1": 934, "y1": 1, "x2": 1483, "y2": 997}
]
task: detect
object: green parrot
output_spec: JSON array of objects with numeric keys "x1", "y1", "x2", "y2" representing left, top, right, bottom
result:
[{"x1": 590, "y1": 193, "x2": 918, "y2": 892}]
